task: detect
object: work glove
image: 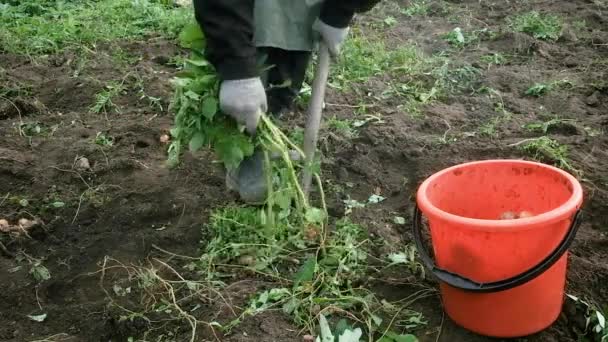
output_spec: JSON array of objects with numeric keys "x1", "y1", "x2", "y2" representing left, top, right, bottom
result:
[
  {"x1": 313, "y1": 19, "x2": 350, "y2": 57},
  {"x1": 219, "y1": 77, "x2": 267, "y2": 135}
]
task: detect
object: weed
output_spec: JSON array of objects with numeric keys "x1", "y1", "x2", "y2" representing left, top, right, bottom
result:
[
  {"x1": 95, "y1": 132, "x2": 114, "y2": 147},
  {"x1": 387, "y1": 245, "x2": 425, "y2": 279},
  {"x1": 475, "y1": 87, "x2": 513, "y2": 137},
  {"x1": 90, "y1": 82, "x2": 126, "y2": 114},
  {"x1": 219, "y1": 218, "x2": 430, "y2": 337},
  {"x1": 19, "y1": 121, "x2": 59, "y2": 144},
  {"x1": 330, "y1": 28, "x2": 448, "y2": 116},
  {"x1": 334, "y1": 31, "x2": 437, "y2": 90},
  {"x1": 82, "y1": 187, "x2": 111, "y2": 208},
  {"x1": 444, "y1": 28, "x2": 467, "y2": 47},
  {"x1": 517, "y1": 137, "x2": 578, "y2": 174},
  {"x1": 128, "y1": 73, "x2": 165, "y2": 112},
  {"x1": 525, "y1": 79, "x2": 573, "y2": 97},
  {"x1": 327, "y1": 117, "x2": 358, "y2": 138},
  {"x1": 111, "y1": 47, "x2": 141, "y2": 66},
  {"x1": 509, "y1": 11, "x2": 563, "y2": 41},
  {"x1": 443, "y1": 28, "x2": 494, "y2": 48},
  {"x1": 566, "y1": 295, "x2": 608, "y2": 342},
  {"x1": 401, "y1": 0, "x2": 430, "y2": 17},
  {"x1": 30, "y1": 261, "x2": 51, "y2": 282},
  {"x1": 572, "y1": 20, "x2": 588, "y2": 33},
  {"x1": 0, "y1": 0, "x2": 191, "y2": 55},
  {"x1": 383, "y1": 16, "x2": 397, "y2": 27},
  {"x1": 480, "y1": 53, "x2": 508, "y2": 67},
  {"x1": 19, "y1": 122, "x2": 45, "y2": 137},
  {"x1": 524, "y1": 118, "x2": 576, "y2": 134}
]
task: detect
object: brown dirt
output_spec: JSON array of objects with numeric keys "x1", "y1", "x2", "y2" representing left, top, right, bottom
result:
[{"x1": 1, "y1": 1, "x2": 608, "y2": 341}]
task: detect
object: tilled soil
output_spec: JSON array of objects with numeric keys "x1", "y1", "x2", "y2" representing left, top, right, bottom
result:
[{"x1": 1, "y1": 1, "x2": 607, "y2": 341}]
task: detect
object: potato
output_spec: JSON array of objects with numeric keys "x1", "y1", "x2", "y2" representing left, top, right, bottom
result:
[
  {"x1": 499, "y1": 211, "x2": 517, "y2": 220},
  {"x1": 75, "y1": 157, "x2": 91, "y2": 171},
  {"x1": 18, "y1": 218, "x2": 33, "y2": 229},
  {"x1": 159, "y1": 134, "x2": 170, "y2": 144},
  {"x1": 518, "y1": 211, "x2": 535, "y2": 218},
  {"x1": 18, "y1": 218, "x2": 39, "y2": 230},
  {"x1": 0, "y1": 219, "x2": 10, "y2": 232}
]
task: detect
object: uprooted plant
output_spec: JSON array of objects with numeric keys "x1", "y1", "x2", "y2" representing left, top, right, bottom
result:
[{"x1": 92, "y1": 22, "x2": 431, "y2": 341}]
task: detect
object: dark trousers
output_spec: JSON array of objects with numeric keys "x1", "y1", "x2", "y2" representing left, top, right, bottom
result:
[{"x1": 258, "y1": 47, "x2": 311, "y2": 115}]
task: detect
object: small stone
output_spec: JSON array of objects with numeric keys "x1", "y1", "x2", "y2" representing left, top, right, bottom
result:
[
  {"x1": 75, "y1": 157, "x2": 91, "y2": 170},
  {"x1": 586, "y1": 91, "x2": 601, "y2": 107}
]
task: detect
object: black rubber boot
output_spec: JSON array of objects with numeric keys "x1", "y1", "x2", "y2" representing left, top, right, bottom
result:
[{"x1": 225, "y1": 149, "x2": 268, "y2": 205}]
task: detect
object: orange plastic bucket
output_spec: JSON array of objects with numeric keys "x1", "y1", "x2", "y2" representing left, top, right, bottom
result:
[{"x1": 414, "y1": 160, "x2": 583, "y2": 337}]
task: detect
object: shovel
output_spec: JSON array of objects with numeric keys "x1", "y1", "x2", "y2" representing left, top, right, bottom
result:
[{"x1": 301, "y1": 42, "x2": 331, "y2": 199}]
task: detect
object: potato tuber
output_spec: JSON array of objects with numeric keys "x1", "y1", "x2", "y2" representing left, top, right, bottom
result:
[{"x1": 500, "y1": 211, "x2": 517, "y2": 220}]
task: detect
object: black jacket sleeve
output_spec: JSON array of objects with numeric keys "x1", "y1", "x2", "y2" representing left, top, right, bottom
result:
[
  {"x1": 193, "y1": 0, "x2": 258, "y2": 81},
  {"x1": 320, "y1": 0, "x2": 381, "y2": 28}
]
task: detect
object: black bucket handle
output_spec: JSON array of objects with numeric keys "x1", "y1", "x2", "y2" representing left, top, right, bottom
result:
[{"x1": 412, "y1": 204, "x2": 582, "y2": 293}]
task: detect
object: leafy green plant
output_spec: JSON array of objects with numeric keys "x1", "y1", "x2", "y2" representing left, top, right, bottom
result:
[
  {"x1": 327, "y1": 117, "x2": 358, "y2": 138},
  {"x1": 566, "y1": 295, "x2": 607, "y2": 342},
  {"x1": 167, "y1": 23, "x2": 253, "y2": 170},
  {"x1": 90, "y1": 82, "x2": 126, "y2": 114},
  {"x1": 444, "y1": 27, "x2": 466, "y2": 47},
  {"x1": 519, "y1": 137, "x2": 578, "y2": 174},
  {"x1": 443, "y1": 28, "x2": 492, "y2": 48},
  {"x1": 401, "y1": 0, "x2": 430, "y2": 17},
  {"x1": 525, "y1": 79, "x2": 572, "y2": 97},
  {"x1": 19, "y1": 122, "x2": 58, "y2": 144},
  {"x1": 383, "y1": 16, "x2": 397, "y2": 27},
  {"x1": 387, "y1": 245, "x2": 426, "y2": 279},
  {"x1": 94, "y1": 132, "x2": 114, "y2": 147},
  {"x1": 30, "y1": 262, "x2": 51, "y2": 282},
  {"x1": 19, "y1": 122, "x2": 45, "y2": 137},
  {"x1": 510, "y1": 11, "x2": 563, "y2": 41},
  {"x1": 220, "y1": 218, "x2": 428, "y2": 338},
  {"x1": 480, "y1": 53, "x2": 508, "y2": 67}
]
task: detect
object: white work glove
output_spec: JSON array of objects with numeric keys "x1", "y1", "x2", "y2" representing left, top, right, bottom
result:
[
  {"x1": 219, "y1": 77, "x2": 267, "y2": 135},
  {"x1": 313, "y1": 19, "x2": 350, "y2": 57}
]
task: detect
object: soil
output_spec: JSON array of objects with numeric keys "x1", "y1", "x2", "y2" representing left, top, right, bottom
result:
[{"x1": 1, "y1": 1, "x2": 607, "y2": 341}]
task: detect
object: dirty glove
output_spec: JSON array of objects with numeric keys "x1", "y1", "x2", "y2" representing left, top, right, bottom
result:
[
  {"x1": 219, "y1": 77, "x2": 267, "y2": 135},
  {"x1": 313, "y1": 19, "x2": 350, "y2": 57}
]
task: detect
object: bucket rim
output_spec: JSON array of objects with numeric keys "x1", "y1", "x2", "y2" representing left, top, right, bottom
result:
[{"x1": 416, "y1": 159, "x2": 583, "y2": 231}]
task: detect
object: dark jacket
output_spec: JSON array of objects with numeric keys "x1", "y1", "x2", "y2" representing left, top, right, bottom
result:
[{"x1": 193, "y1": 0, "x2": 380, "y2": 81}]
